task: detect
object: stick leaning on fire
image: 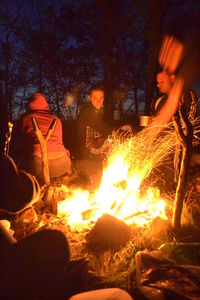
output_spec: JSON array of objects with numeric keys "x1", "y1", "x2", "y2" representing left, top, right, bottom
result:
[{"x1": 31, "y1": 117, "x2": 57, "y2": 185}]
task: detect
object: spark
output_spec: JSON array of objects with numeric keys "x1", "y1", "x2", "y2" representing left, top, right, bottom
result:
[{"x1": 58, "y1": 118, "x2": 200, "y2": 229}]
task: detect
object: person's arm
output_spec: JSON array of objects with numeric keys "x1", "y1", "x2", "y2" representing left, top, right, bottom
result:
[
  {"x1": 150, "y1": 76, "x2": 185, "y2": 126},
  {"x1": 150, "y1": 31, "x2": 200, "y2": 128},
  {"x1": 158, "y1": 35, "x2": 184, "y2": 75}
]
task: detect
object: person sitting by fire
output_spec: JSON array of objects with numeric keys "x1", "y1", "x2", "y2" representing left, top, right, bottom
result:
[
  {"x1": 18, "y1": 92, "x2": 72, "y2": 185},
  {"x1": 0, "y1": 153, "x2": 70, "y2": 300},
  {"x1": 77, "y1": 82, "x2": 113, "y2": 160}
]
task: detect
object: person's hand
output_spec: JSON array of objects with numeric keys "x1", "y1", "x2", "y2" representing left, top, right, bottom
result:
[{"x1": 159, "y1": 35, "x2": 184, "y2": 74}]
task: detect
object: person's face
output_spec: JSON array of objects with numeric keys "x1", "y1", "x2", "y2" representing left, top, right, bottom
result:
[
  {"x1": 157, "y1": 71, "x2": 173, "y2": 94},
  {"x1": 88, "y1": 89, "x2": 104, "y2": 110}
]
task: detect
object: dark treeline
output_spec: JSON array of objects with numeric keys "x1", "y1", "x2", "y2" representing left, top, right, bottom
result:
[{"x1": 0, "y1": 0, "x2": 199, "y2": 125}]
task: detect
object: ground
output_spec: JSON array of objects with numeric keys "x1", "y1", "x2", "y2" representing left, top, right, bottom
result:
[{"x1": 7, "y1": 161, "x2": 200, "y2": 300}]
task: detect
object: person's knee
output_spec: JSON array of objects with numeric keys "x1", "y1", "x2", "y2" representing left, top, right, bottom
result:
[{"x1": 14, "y1": 229, "x2": 70, "y2": 275}]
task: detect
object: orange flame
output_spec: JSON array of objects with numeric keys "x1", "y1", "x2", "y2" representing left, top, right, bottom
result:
[{"x1": 57, "y1": 131, "x2": 171, "y2": 228}]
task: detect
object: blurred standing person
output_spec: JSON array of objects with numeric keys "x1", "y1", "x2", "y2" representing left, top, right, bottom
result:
[
  {"x1": 151, "y1": 70, "x2": 197, "y2": 124},
  {"x1": 150, "y1": 12, "x2": 200, "y2": 128},
  {"x1": 151, "y1": 70, "x2": 198, "y2": 182},
  {"x1": 19, "y1": 92, "x2": 72, "y2": 185}
]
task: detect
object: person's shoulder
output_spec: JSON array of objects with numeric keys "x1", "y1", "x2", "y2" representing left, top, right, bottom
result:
[
  {"x1": 80, "y1": 102, "x2": 90, "y2": 111},
  {"x1": 20, "y1": 111, "x2": 32, "y2": 122}
]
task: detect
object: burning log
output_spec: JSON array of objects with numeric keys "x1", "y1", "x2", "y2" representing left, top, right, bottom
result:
[
  {"x1": 172, "y1": 108, "x2": 193, "y2": 230},
  {"x1": 86, "y1": 214, "x2": 131, "y2": 251},
  {"x1": 113, "y1": 190, "x2": 132, "y2": 216},
  {"x1": 113, "y1": 180, "x2": 127, "y2": 190},
  {"x1": 43, "y1": 185, "x2": 68, "y2": 214},
  {"x1": 81, "y1": 208, "x2": 99, "y2": 221},
  {"x1": 124, "y1": 210, "x2": 149, "y2": 221}
]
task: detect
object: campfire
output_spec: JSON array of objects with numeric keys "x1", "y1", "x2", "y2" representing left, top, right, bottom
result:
[
  {"x1": 5, "y1": 119, "x2": 200, "y2": 300},
  {"x1": 57, "y1": 124, "x2": 178, "y2": 229}
]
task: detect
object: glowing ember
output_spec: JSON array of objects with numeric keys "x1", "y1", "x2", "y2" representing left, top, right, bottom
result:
[{"x1": 58, "y1": 124, "x2": 179, "y2": 228}]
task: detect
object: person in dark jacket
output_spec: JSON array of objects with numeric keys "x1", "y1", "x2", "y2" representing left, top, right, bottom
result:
[
  {"x1": 75, "y1": 83, "x2": 113, "y2": 188},
  {"x1": 77, "y1": 82, "x2": 113, "y2": 160},
  {"x1": 19, "y1": 92, "x2": 72, "y2": 184},
  {"x1": 151, "y1": 70, "x2": 197, "y2": 120},
  {"x1": 151, "y1": 70, "x2": 198, "y2": 182},
  {"x1": 0, "y1": 153, "x2": 70, "y2": 300}
]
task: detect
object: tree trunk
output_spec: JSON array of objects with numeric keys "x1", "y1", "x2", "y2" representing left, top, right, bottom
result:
[
  {"x1": 172, "y1": 112, "x2": 193, "y2": 230},
  {"x1": 145, "y1": 0, "x2": 162, "y2": 115},
  {"x1": 172, "y1": 144, "x2": 190, "y2": 229},
  {"x1": 104, "y1": 42, "x2": 115, "y2": 122},
  {"x1": 103, "y1": 0, "x2": 116, "y2": 123},
  {"x1": 5, "y1": 34, "x2": 11, "y2": 120},
  {"x1": 134, "y1": 84, "x2": 139, "y2": 117}
]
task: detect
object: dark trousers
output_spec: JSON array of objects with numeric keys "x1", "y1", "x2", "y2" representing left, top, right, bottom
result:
[{"x1": 21, "y1": 154, "x2": 72, "y2": 185}]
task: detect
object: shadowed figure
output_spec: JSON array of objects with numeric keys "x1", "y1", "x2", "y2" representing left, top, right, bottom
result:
[{"x1": 0, "y1": 154, "x2": 70, "y2": 300}]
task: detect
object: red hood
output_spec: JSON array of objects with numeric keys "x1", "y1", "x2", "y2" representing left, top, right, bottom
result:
[{"x1": 28, "y1": 93, "x2": 49, "y2": 111}]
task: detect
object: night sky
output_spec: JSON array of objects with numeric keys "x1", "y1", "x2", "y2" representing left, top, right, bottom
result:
[{"x1": 1, "y1": 0, "x2": 200, "y2": 117}]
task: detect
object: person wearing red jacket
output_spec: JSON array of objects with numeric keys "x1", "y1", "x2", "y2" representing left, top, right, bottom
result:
[{"x1": 19, "y1": 92, "x2": 71, "y2": 184}]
